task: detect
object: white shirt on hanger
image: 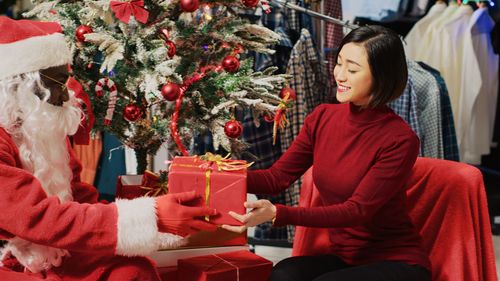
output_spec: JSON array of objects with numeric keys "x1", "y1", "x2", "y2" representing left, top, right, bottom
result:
[
  {"x1": 458, "y1": 7, "x2": 499, "y2": 164},
  {"x1": 418, "y1": 1, "x2": 459, "y2": 66},
  {"x1": 436, "y1": 4, "x2": 473, "y2": 125},
  {"x1": 405, "y1": 2, "x2": 447, "y2": 60}
]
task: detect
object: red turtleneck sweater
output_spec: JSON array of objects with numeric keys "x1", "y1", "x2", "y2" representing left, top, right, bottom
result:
[{"x1": 248, "y1": 103, "x2": 430, "y2": 270}]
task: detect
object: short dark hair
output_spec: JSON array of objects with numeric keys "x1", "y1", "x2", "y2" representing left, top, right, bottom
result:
[{"x1": 335, "y1": 25, "x2": 408, "y2": 108}]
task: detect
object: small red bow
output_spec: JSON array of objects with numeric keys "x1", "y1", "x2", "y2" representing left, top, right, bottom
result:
[{"x1": 110, "y1": 0, "x2": 149, "y2": 24}]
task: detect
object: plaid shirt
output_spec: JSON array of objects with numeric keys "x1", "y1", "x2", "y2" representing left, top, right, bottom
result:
[
  {"x1": 389, "y1": 78, "x2": 422, "y2": 155},
  {"x1": 408, "y1": 60, "x2": 443, "y2": 159},
  {"x1": 325, "y1": 0, "x2": 343, "y2": 78},
  {"x1": 281, "y1": 28, "x2": 329, "y2": 241},
  {"x1": 237, "y1": 108, "x2": 289, "y2": 240},
  {"x1": 419, "y1": 62, "x2": 460, "y2": 161}
]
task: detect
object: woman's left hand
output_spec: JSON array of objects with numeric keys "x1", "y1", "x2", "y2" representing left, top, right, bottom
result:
[{"x1": 220, "y1": 200, "x2": 276, "y2": 233}]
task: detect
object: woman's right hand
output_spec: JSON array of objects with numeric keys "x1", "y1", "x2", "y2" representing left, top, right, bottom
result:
[{"x1": 156, "y1": 191, "x2": 218, "y2": 237}]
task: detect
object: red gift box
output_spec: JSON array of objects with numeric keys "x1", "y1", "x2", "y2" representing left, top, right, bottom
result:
[
  {"x1": 116, "y1": 171, "x2": 168, "y2": 199},
  {"x1": 116, "y1": 175, "x2": 147, "y2": 199},
  {"x1": 158, "y1": 266, "x2": 178, "y2": 281},
  {"x1": 168, "y1": 155, "x2": 248, "y2": 226},
  {"x1": 178, "y1": 250, "x2": 273, "y2": 281}
]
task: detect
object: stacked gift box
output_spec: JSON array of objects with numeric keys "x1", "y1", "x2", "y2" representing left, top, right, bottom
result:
[{"x1": 116, "y1": 154, "x2": 273, "y2": 280}]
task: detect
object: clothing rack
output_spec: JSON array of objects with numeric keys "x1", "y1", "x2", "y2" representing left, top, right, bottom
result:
[{"x1": 271, "y1": 0, "x2": 359, "y2": 30}]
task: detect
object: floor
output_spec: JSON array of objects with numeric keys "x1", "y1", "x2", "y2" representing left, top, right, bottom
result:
[{"x1": 256, "y1": 234, "x2": 500, "y2": 279}]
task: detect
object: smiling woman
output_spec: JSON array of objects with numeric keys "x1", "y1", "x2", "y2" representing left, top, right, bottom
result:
[
  {"x1": 223, "y1": 25, "x2": 431, "y2": 281},
  {"x1": 333, "y1": 25, "x2": 408, "y2": 109},
  {"x1": 334, "y1": 43, "x2": 373, "y2": 106}
]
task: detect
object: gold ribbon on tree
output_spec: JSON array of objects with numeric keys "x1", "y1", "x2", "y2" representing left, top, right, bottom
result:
[{"x1": 272, "y1": 96, "x2": 291, "y2": 145}]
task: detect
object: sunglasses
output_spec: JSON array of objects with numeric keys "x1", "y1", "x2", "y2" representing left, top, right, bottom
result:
[{"x1": 39, "y1": 72, "x2": 69, "y2": 92}]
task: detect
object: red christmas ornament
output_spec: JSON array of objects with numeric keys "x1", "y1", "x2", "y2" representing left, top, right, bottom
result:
[
  {"x1": 279, "y1": 87, "x2": 297, "y2": 101},
  {"x1": 75, "y1": 25, "x2": 93, "y2": 43},
  {"x1": 180, "y1": 0, "x2": 199, "y2": 12},
  {"x1": 224, "y1": 120, "x2": 243, "y2": 138},
  {"x1": 242, "y1": 0, "x2": 260, "y2": 8},
  {"x1": 263, "y1": 113, "x2": 274, "y2": 123},
  {"x1": 165, "y1": 41, "x2": 176, "y2": 58},
  {"x1": 221, "y1": 55, "x2": 240, "y2": 73},
  {"x1": 123, "y1": 104, "x2": 142, "y2": 122},
  {"x1": 161, "y1": 82, "x2": 181, "y2": 101}
]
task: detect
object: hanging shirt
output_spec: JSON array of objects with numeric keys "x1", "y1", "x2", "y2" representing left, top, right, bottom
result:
[
  {"x1": 437, "y1": 5, "x2": 473, "y2": 125},
  {"x1": 325, "y1": 0, "x2": 343, "y2": 78},
  {"x1": 282, "y1": 28, "x2": 329, "y2": 239},
  {"x1": 389, "y1": 78, "x2": 422, "y2": 154},
  {"x1": 419, "y1": 62, "x2": 460, "y2": 161},
  {"x1": 408, "y1": 60, "x2": 443, "y2": 159},
  {"x1": 405, "y1": 1, "x2": 447, "y2": 61},
  {"x1": 458, "y1": 7, "x2": 499, "y2": 164},
  {"x1": 419, "y1": 1, "x2": 459, "y2": 67}
]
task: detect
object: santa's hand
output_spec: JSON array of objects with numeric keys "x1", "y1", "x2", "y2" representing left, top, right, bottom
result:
[
  {"x1": 221, "y1": 200, "x2": 276, "y2": 233},
  {"x1": 156, "y1": 191, "x2": 218, "y2": 237}
]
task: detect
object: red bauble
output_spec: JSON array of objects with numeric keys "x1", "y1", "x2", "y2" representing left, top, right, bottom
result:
[
  {"x1": 161, "y1": 82, "x2": 181, "y2": 101},
  {"x1": 224, "y1": 120, "x2": 243, "y2": 138},
  {"x1": 263, "y1": 113, "x2": 274, "y2": 123},
  {"x1": 180, "y1": 0, "x2": 199, "y2": 12},
  {"x1": 165, "y1": 41, "x2": 176, "y2": 58},
  {"x1": 242, "y1": 0, "x2": 260, "y2": 8},
  {"x1": 279, "y1": 87, "x2": 297, "y2": 101},
  {"x1": 75, "y1": 25, "x2": 93, "y2": 43},
  {"x1": 221, "y1": 55, "x2": 240, "y2": 73},
  {"x1": 123, "y1": 104, "x2": 142, "y2": 122}
]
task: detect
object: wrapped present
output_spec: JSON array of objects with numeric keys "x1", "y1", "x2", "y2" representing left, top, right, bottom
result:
[
  {"x1": 178, "y1": 250, "x2": 273, "y2": 281},
  {"x1": 148, "y1": 245, "x2": 248, "y2": 267},
  {"x1": 158, "y1": 266, "x2": 178, "y2": 281},
  {"x1": 168, "y1": 153, "x2": 250, "y2": 226},
  {"x1": 116, "y1": 171, "x2": 168, "y2": 199},
  {"x1": 116, "y1": 175, "x2": 145, "y2": 199}
]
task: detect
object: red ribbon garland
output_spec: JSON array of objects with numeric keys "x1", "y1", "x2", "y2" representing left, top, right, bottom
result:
[
  {"x1": 110, "y1": 0, "x2": 149, "y2": 24},
  {"x1": 170, "y1": 65, "x2": 223, "y2": 156}
]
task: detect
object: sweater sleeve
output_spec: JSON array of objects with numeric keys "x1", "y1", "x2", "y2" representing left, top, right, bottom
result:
[
  {"x1": 273, "y1": 133, "x2": 419, "y2": 227},
  {"x1": 0, "y1": 134, "x2": 181, "y2": 257},
  {"x1": 247, "y1": 105, "x2": 324, "y2": 195}
]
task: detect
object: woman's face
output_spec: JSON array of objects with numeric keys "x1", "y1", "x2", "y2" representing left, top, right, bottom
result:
[{"x1": 333, "y1": 43, "x2": 374, "y2": 107}]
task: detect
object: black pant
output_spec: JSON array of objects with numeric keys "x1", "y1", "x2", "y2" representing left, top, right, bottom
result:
[{"x1": 269, "y1": 255, "x2": 431, "y2": 281}]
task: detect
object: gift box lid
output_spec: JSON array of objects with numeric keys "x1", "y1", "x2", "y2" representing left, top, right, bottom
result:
[{"x1": 148, "y1": 245, "x2": 248, "y2": 267}]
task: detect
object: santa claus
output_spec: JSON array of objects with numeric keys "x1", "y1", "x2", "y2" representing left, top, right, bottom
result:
[{"x1": 0, "y1": 16, "x2": 217, "y2": 280}]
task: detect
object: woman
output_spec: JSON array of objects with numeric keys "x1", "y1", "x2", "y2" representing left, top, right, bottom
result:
[{"x1": 222, "y1": 25, "x2": 431, "y2": 281}]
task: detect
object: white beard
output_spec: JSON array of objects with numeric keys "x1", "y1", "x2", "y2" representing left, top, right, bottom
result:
[
  {"x1": 0, "y1": 86, "x2": 82, "y2": 273},
  {"x1": 13, "y1": 90, "x2": 82, "y2": 202}
]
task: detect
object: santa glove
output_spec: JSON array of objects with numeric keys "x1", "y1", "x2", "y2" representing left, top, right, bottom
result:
[{"x1": 156, "y1": 190, "x2": 218, "y2": 237}]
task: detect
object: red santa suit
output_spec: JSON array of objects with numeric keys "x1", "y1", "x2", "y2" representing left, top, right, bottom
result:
[
  {"x1": 0, "y1": 128, "x2": 183, "y2": 280},
  {"x1": 0, "y1": 16, "x2": 183, "y2": 280}
]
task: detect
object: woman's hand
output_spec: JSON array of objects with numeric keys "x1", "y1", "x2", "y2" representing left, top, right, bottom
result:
[{"x1": 220, "y1": 199, "x2": 276, "y2": 233}]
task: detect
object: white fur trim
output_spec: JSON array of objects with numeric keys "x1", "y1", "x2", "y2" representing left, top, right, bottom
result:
[
  {"x1": 158, "y1": 233, "x2": 186, "y2": 250},
  {"x1": 0, "y1": 33, "x2": 72, "y2": 80},
  {"x1": 2, "y1": 237, "x2": 69, "y2": 273},
  {"x1": 115, "y1": 197, "x2": 183, "y2": 256}
]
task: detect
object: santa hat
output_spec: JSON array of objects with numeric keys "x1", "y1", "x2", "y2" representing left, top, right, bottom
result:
[{"x1": 0, "y1": 16, "x2": 72, "y2": 80}]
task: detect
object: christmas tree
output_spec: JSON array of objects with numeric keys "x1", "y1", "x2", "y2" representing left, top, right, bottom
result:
[{"x1": 26, "y1": 0, "x2": 292, "y2": 173}]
